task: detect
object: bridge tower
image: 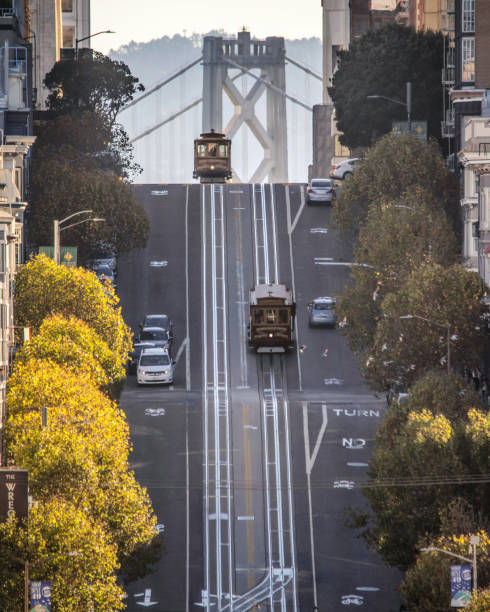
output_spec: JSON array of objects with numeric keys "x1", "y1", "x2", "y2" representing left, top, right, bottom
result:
[{"x1": 202, "y1": 30, "x2": 288, "y2": 183}]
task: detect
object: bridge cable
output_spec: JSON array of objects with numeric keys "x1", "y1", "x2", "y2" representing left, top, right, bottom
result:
[
  {"x1": 284, "y1": 55, "x2": 322, "y2": 81},
  {"x1": 119, "y1": 55, "x2": 202, "y2": 113}
]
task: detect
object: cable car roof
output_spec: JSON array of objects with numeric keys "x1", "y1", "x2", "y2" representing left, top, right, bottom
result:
[{"x1": 250, "y1": 283, "x2": 294, "y2": 305}]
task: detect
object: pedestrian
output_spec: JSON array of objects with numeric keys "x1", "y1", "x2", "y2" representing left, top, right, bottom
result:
[{"x1": 472, "y1": 367, "x2": 481, "y2": 392}]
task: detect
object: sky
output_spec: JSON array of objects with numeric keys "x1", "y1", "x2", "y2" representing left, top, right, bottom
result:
[{"x1": 90, "y1": 0, "x2": 323, "y2": 54}]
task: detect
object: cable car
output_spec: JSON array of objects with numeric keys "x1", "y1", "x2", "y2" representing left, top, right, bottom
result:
[
  {"x1": 193, "y1": 130, "x2": 232, "y2": 183},
  {"x1": 248, "y1": 283, "x2": 296, "y2": 353}
]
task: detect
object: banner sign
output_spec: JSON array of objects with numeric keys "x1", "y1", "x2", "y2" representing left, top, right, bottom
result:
[
  {"x1": 450, "y1": 564, "x2": 472, "y2": 607},
  {"x1": 0, "y1": 468, "x2": 28, "y2": 520},
  {"x1": 39, "y1": 246, "x2": 77, "y2": 267},
  {"x1": 392, "y1": 120, "x2": 428, "y2": 141},
  {"x1": 30, "y1": 580, "x2": 51, "y2": 611}
]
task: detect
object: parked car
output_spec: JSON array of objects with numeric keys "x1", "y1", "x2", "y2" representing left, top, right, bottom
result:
[
  {"x1": 330, "y1": 157, "x2": 362, "y2": 180},
  {"x1": 306, "y1": 178, "x2": 336, "y2": 204},
  {"x1": 138, "y1": 326, "x2": 171, "y2": 349},
  {"x1": 140, "y1": 314, "x2": 173, "y2": 344},
  {"x1": 307, "y1": 297, "x2": 337, "y2": 327},
  {"x1": 127, "y1": 342, "x2": 156, "y2": 374},
  {"x1": 137, "y1": 347, "x2": 175, "y2": 385},
  {"x1": 95, "y1": 264, "x2": 116, "y2": 287},
  {"x1": 93, "y1": 257, "x2": 117, "y2": 273}
]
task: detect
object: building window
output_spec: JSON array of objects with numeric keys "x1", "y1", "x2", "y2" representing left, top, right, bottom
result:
[
  {"x1": 462, "y1": 0, "x2": 475, "y2": 33},
  {"x1": 63, "y1": 26, "x2": 75, "y2": 48},
  {"x1": 62, "y1": 0, "x2": 73, "y2": 11},
  {"x1": 462, "y1": 37, "x2": 475, "y2": 82}
]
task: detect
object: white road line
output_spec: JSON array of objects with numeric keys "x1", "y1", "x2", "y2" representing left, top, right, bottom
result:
[
  {"x1": 286, "y1": 186, "x2": 303, "y2": 392},
  {"x1": 174, "y1": 337, "x2": 188, "y2": 365},
  {"x1": 186, "y1": 405, "x2": 190, "y2": 612},
  {"x1": 185, "y1": 185, "x2": 191, "y2": 391},
  {"x1": 290, "y1": 184, "x2": 306, "y2": 234},
  {"x1": 260, "y1": 184, "x2": 270, "y2": 284},
  {"x1": 269, "y1": 184, "x2": 279, "y2": 284}
]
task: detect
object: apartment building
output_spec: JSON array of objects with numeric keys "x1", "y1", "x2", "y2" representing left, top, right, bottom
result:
[{"x1": 0, "y1": 3, "x2": 35, "y2": 465}]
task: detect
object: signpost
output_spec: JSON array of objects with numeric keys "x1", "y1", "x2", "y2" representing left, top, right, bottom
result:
[
  {"x1": 30, "y1": 581, "x2": 51, "y2": 611},
  {"x1": 450, "y1": 565, "x2": 472, "y2": 607},
  {"x1": 392, "y1": 120, "x2": 427, "y2": 141},
  {"x1": 0, "y1": 468, "x2": 28, "y2": 520},
  {"x1": 38, "y1": 246, "x2": 77, "y2": 267}
]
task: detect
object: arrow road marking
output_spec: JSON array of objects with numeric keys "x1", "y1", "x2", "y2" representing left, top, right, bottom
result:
[{"x1": 135, "y1": 588, "x2": 158, "y2": 607}]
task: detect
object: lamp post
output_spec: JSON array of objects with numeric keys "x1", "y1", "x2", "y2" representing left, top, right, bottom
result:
[
  {"x1": 54, "y1": 211, "x2": 105, "y2": 265},
  {"x1": 400, "y1": 314, "x2": 451, "y2": 374},
  {"x1": 420, "y1": 535, "x2": 480, "y2": 593},
  {"x1": 367, "y1": 81, "x2": 412, "y2": 133},
  {"x1": 75, "y1": 30, "x2": 115, "y2": 58}
]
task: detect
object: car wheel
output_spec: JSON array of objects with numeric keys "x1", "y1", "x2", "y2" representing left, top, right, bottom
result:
[{"x1": 343, "y1": 171, "x2": 353, "y2": 179}]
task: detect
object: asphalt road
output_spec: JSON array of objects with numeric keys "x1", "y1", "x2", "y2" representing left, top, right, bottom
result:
[{"x1": 117, "y1": 183, "x2": 402, "y2": 611}]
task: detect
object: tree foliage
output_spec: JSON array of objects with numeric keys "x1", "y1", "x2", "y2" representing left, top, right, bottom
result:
[
  {"x1": 4, "y1": 358, "x2": 161, "y2": 595},
  {"x1": 332, "y1": 133, "x2": 457, "y2": 237},
  {"x1": 14, "y1": 255, "x2": 132, "y2": 363},
  {"x1": 364, "y1": 264, "x2": 487, "y2": 390},
  {"x1": 44, "y1": 52, "x2": 144, "y2": 125},
  {"x1": 328, "y1": 24, "x2": 444, "y2": 149},
  {"x1": 360, "y1": 372, "x2": 489, "y2": 569},
  {"x1": 27, "y1": 155, "x2": 149, "y2": 258},
  {"x1": 16, "y1": 314, "x2": 124, "y2": 390}
]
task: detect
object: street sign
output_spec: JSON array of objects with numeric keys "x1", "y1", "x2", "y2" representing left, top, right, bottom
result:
[
  {"x1": 39, "y1": 246, "x2": 77, "y2": 267},
  {"x1": 450, "y1": 564, "x2": 472, "y2": 607},
  {"x1": 0, "y1": 468, "x2": 28, "y2": 520},
  {"x1": 392, "y1": 120, "x2": 427, "y2": 141},
  {"x1": 30, "y1": 581, "x2": 51, "y2": 611}
]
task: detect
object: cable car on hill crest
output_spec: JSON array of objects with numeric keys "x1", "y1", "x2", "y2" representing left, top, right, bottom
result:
[{"x1": 193, "y1": 130, "x2": 232, "y2": 183}]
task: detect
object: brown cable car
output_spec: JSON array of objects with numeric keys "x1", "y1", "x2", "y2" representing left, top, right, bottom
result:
[
  {"x1": 193, "y1": 130, "x2": 232, "y2": 183},
  {"x1": 248, "y1": 284, "x2": 296, "y2": 353}
]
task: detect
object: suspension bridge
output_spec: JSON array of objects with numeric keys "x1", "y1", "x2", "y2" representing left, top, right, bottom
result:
[{"x1": 118, "y1": 30, "x2": 321, "y2": 184}]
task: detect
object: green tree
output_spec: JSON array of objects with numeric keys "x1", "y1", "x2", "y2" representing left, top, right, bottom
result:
[
  {"x1": 27, "y1": 158, "x2": 149, "y2": 258},
  {"x1": 328, "y1": 23, "x2": 444, "y2": 149},
  {"x1": 44, "y1": 52, "x2": 144, "y2": 125},
  {"x1": 16, "y1": 314, "x2": 125, "y2": 390},
  {"x1": 359, "y1": 373, "x2": 489, "y2": 569},
  {"x1": 332, "y1": 133, "x2": 457, "y2": 236},
  {"x1": 364, "y1": 264, "x2": 487, "y2": 390},
  {"x1": 14, "y1": 255, "x2": 132, "y2": 364},
  {"x1": 335, "y1": 192, "x2": 460, "y2": 356}
]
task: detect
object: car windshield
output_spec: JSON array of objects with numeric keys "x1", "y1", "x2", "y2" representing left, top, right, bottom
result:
[
  {"x1": 140, "y1": 354, "x2": 170, "y2": 366},
  {"x1": 314, "y1": 302, "x2": 333, "y2": 310},
  {"x1": 311, "y1": 180, "x2": 331, "y2": 188},
  {"x1": 96, "y1": 266, "x2": 112, "y2": 275},
  {"x1": 145, "y1": 316, "x2": 168, "y2": 327},
  {"x1": 140, "y1": 330, "x2": 168, "y2": 341}
]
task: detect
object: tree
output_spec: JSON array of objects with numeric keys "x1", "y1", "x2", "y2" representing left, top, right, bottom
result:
[
  {"x1": 5, "y1": 359, "x2": 161, "y2": 586},
  {"x1": 14, "y1": 255, "x2": 132, "y2": 364},
  {"x1": 332, "y1": 133, "x2": 457, "y2": 236},
  {"x1": 359, "y1": 372, "x2": 489, "y2": 569},
  {"x1": 31, "y1": 111, "x2": 140, "y2": 179},
  {"x1": 364, "y1": 264, "x2": 487, "y2": 391},
  {"x1": 16, "y1": 314, "x2": 125, "y2": 391},
  {"x1": 328, "y1": 23, "x2": 444, "y2": 149},
  {"x1": 44, "y1": 52, "x2": 144, "y2": 125},
  {"x1": 335, "y1": 193, "x2": 460, "y2": 357},
  {"x1": 468, "y1": 589, "x2": 490, "y2": 611},
  {"x1": 27, "y1": 157, "x2": 149, "y2": 258}
]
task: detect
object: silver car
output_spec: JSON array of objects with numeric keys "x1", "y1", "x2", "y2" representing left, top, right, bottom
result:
[
  {"x1": 306, "y1": 178, "x2": 336, "y2": 203},
  {"x1": 308, "y1": 297, "x2": 336, "y2": 327},
  {"x1": 330, "y1": 157, "x2": 362, "y2": 180}
]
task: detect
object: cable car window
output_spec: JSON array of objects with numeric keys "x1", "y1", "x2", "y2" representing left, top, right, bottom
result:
[
  {"x1": 218, "y1": 144, "x2": 228, "y2": 157},
  {"x1": 197, "y1": 144, "x2": 207, "y2": 157},
  {"x1": 278, "y1": 309, "x2": 288, "y2": 324},
  {"x1": 266, "y1": 309, "x2": 276, "y2": 324},
  {"x1": 207, "y1": 143, "x2": 217, "y2": 156},
  {"x1": 254, "y1": 309, "x2": 264, "y2": 324}
]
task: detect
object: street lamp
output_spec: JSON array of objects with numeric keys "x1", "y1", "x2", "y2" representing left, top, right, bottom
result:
[
  {"x1": 54, "y1": 211, "x2": 105, "y2": 265},
  {"x1": 367, "y1": 81, "x2": 412, "y2": 133},
  {"x1": 75, "y1": 30, "x2": 115, "y2": 57},
  {"x1": 420, "y1": 535, "x2": 480, "y2": 594},
  {"x1": 400, "y1": 314, "x2": 451, "y2": 374}
]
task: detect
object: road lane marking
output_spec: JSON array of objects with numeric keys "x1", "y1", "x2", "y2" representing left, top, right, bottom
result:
[
  {"x1": 347, "y1": 462, "x2": 369, "y2": 467},
  {"x1": 290, "y1": 184, "x2": 305, "y2": 234},
  {"x1": 174, "y1": 337, "x2": 188, "y2": 364},
  {"x1": 185, "y1": 185, "x2": 191, "y2": 391},
  {"x1": 237, "y1": 515, "x2": 255, "y2": 521}
]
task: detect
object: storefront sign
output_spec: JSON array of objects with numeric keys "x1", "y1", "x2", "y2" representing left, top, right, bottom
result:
[{"x1": 0, "y1": 468, "x2": 28, "y2": 520}]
